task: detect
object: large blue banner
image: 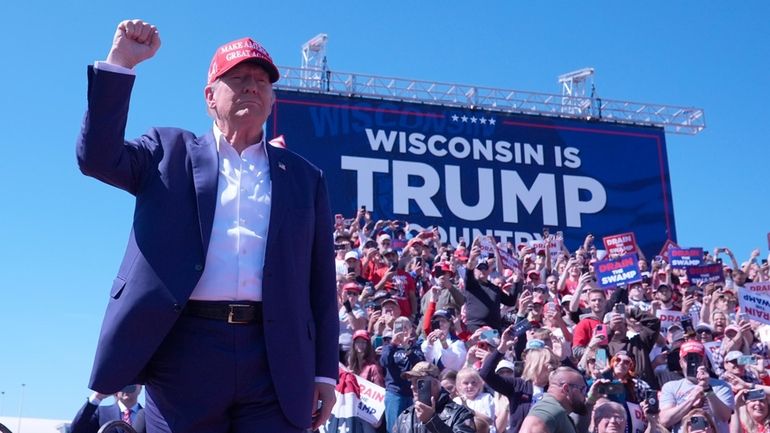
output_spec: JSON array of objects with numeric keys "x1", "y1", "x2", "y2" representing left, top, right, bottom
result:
[{"x1": 269, "y1": 90, "x2": 676, "y2": 255}]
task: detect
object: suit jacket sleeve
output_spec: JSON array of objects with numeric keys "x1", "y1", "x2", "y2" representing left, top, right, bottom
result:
[
  {"x1": 76, "y1": 66, "x2": 158, "y2": 195},
  {"x1": 69, "y1": 400, "x2": 100, "y2": 433},
  {"x1": 309, "y1": 171, "x2": 339, "y2": 381}
]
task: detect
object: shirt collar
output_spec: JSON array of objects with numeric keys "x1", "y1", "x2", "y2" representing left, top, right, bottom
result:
[
  {"x1": 212, "y1": 122, "x2": 267, "y2": 157},
  {"x1": 116, "y1": 401, "x2": 140, "y2": 413}
]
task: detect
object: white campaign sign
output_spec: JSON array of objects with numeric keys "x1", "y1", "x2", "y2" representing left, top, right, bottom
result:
[
  {"x1": 355, "y1": 374, "x2": 386, "y2": 424},
  {"x1": 703, "y1": 341, "x2": 721, "y2": 366},
  {"x1": 738, "y1": 288, "x2": 770, "y2": 326},
  {"x1": 656, "y1": 309, "x2": 685, "y2": 334},
  {"x1": 626, "y1": 401, "x2": 647, "y2": 433},
  {"x1": 747, "y1": 282, "x2": 770, "y2": 295}
]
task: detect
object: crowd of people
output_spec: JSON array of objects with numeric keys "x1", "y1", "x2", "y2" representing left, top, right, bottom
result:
[{"x1": 333, "y1": 207, "x2": 770, "y2": 433}]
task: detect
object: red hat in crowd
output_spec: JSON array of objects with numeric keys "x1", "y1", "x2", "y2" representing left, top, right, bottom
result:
[
  {"x1": 433, "y1": 262, "x2": 455, "y2": 277},
  {"x1": 680, "y1": 340, "x2": 705, "y2": 357},
  {"x1": 208, "y1": 37, "x2": 280, "y2": 84},
  {"x1": 352, "y1": 330, "x2": 370, "y2": 342},
  {"x1": 342, "y1": 282, "x2": 362, "y2": 293}
]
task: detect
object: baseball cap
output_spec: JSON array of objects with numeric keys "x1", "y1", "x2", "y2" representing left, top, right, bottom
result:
[
  {"x1": 342, "y1": 282, "x2": 362, "y2": 293},
  {"x1": 679, "y1": 340, "x2": 705, "y2": 357},
  {"x1": 401, "y1": 361, "x2": 440, "y2": 380},
  {"x1": 524, "y1": 339, "x2": 546, "y2": 352},
  {"x1": 432, "y1": 309, "x2": 452, "y2": 320},
  {"x1": 207, "y1": 37, "x2": 279, "y2": 84},
  {"x1": 724, "y1": 350, "x2": 743, "y2": 363},
  {"x1": 561, "y1": 295, "x2": 574, "y2": 304},
  {"x1": 352, "y1": 330, "x2": 371, "y2": 342},
  {"x1": 432, "y1": 262, "x2": 455, "y2": 277},
  {"x1": 476, "y1": 262, "x2": 490, "y2": 271},
  {"x1": 378, "y1": 233, "x2": 392, "y2": 242},
  {"x1": 695, "y1": 323, "x2": 714, "y2": 333},
  {"x1": 381, "y1": 298, "x2": 399, "y2": 308},
  {"x1": 495, "y1": 359, "x2": 516, "y2": 374},
  {"x1": 344, "y1": 251, "x2": 359, "y2": 261}
]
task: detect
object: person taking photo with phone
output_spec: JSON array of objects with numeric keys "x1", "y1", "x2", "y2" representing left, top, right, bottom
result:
[
  {"x1": 659, "y1": 341, "x2": 733, "y2": 433},
  {"x1": 381, "y1": 317, "x2": 426, "y2": 432},
  {"x1": 731, "y1": 387, "x2": 770, "y2": 433},
  {"x1": 395, "y1": 362, "x2": 476, "y2": 433}
]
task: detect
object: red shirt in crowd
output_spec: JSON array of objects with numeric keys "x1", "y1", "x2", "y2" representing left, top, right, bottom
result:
[{"x1": 371, "y1": 268, "x2": 416, "y2": 317}]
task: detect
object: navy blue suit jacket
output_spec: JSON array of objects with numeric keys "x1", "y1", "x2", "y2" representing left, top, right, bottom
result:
[
  {"x1": 70, "y1": 402, "x2": 145, "y2": 433},
  {"x1": 76, "y1": 66, "x2": 338, "y2": 428}
]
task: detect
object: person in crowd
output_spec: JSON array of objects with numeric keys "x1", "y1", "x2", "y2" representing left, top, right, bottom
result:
[
  {"x1": 440, "y1": 369, "x2": 459, "y2": 399},
  {"x1": 381, "y1": 316, "x2": 426, "y2": 432},
  {"x1": 731, "y1": 388, "x2": 770, "y2": 433},
  {"x1": 463, "y1": 238, "x2": 517, "y2": 332},
  {"x1": 602, "y1": 304, "x2": 661, "y2": 389},
  {"x1": 680, "y1": 409, "x2": 717, "y2": 433},
  {"x1": 372, "y1": 249, "x2": 418, "y2": 320},
  {"x1": 572, "y1": 285, "x2": 608, "y2": 359},
  {"x1": 479, "y1": 324, "x2": 560, "y2": 433},
  {"x1": 659, "y1": 340, "x2": 734, "y2": 433},
  {"x1": 77, "y1": 20, "x2": 338, "y2": 432},
  {"x1": 596, "y1": 351, "x2": 651, "y2": 404},
  {"x1": 421, "y1": 262, "x2": 465, "y2": 317},
  {"x1": 519, "y1": 366, "x2": 596, "y2": 433},
  {"x1": 71, "y1": 385, "x2": 145, "y2": 433},
  {"x1": 421, "y1": 308, "x2": 467, "y2": 372},
  {"x1": 395, "y1": 362, "x2": 476, "y2": 433},
  {"x1": 590, "y1": 401, "x2": 626, "y2": 433},
  {"x1": 339, "y1": 281, "x2": 368, "y2": 361},
  {"x1": 452, "y1": 368, "x2": 495, "y2": 429},
  {"x1": 347, "y1": 330, "x2": 384, "y2": 387}
]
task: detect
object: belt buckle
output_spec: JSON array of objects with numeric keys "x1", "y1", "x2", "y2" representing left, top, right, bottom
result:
[{"x1": 227, "y1": 304, "x2": 252, "y2": 324}]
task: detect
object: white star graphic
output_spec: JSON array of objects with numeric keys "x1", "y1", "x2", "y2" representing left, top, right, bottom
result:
[
  {"x1": 461, "y1": 115, "x2": 468, "y2": 122},
  {"x1": 470, "y1": 116, "x2": 478, "y2": 123},
  {"x1": 489, "y1": 118, "x2": 496, "y2": 125},
  {"x1": 480, "y1": 117, "x2": 487, "y2": 125},
  {"x1": 451, "y1": 114, "x2": 459, "y2": 122}
]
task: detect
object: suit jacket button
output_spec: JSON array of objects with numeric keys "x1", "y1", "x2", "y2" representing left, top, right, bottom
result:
[
  {"x1": 173, "y1": 304, "x2": 181, "y2": 312},
  {"x1": 194, "y1": 264, "x2": 203, "y2": 271}
]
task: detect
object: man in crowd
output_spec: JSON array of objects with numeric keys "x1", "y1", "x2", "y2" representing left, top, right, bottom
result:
[
  {"x1": 519, "y1": 367, "x2": 588, "y2": 433},
  {"x1": 659, "y1": 340, "x2": 733, "y2": 433},
  {"x1": 394, "y1": 362, "x2": 476, "y2": 433},
  {"x1": 71, "y1": 385, "x2": 145, "y2": 433},
  {"x1": 77, "y1": 20, "x2": 337, "y2": 432}
]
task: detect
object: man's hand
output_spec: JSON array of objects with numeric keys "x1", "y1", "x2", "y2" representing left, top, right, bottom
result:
[
  {"x1": 311, "y1": 382, "x2": 336, "y2": 430},
  {"x1": 414, "y1": 397, "x2": 436, "y2": 423},
  {"x1": 106, "y1": 20, "x2": 161, "y2": 69}
]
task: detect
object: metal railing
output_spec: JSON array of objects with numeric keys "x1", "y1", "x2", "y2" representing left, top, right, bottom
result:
[{"x1": 275, "y1": 66, "x2": 706, "y2": 135}]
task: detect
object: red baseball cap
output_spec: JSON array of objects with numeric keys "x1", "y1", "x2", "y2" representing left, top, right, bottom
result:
[
  {"x1": 352, "y1": 330, "x2": 370, "y2": 342},
  {"x1": 208, "y1": 37, "x2": 280, "y2": 84},
  {"x1": 680, "y1": 340, "x2": 705, "y2": 357}
]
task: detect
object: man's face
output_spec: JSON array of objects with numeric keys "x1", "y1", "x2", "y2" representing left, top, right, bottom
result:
[
  {"x1": 588, "y1": 292, "x2": 606, "y2": 314},
  {"x1": 724, "y1": 359, "x2": 744, "y2": 375},
  {"x1": 656, "y1": 287, "x2": 672, "y2": 302},
  {"x1": 381, "y1": 302, "x2": 400, "y2": 318},
  {"x1": 562, "y1": 376, "x2": 588, "y2": 415},
  {"x1": 546, "y1": 276, "x2": 558, "y2": 290},
  {"x1": 115, "y1": 385, "x2": 142, "y2": 405},
  {"x1": 205, "y1": 63, "x2": 273, "y2": 129},
  {"x1": 628, "y1": 283, "x2": 643, "y2": 301}
]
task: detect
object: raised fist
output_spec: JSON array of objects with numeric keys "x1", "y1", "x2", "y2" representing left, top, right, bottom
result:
[{"x1": 106, "y1": 19, "x2": 161, "y2": 69}]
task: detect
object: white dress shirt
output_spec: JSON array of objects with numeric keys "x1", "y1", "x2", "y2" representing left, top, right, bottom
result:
[{"x1": 190, "y1": 125, "x2": 271, "y2": 301}]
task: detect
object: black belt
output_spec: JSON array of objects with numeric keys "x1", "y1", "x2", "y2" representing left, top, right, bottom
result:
[{"x1": 183, "y1": 300, "x2": 263, "y2": 324}]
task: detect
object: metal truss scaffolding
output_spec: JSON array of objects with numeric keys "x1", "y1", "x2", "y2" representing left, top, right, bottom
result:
[{"x1": 275, "y1": 66, "x2": 705, "y2": 135}]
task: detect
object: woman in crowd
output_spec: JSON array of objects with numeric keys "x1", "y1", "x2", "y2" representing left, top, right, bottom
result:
[
  {"x1": 731, "y1": 388, "x2": 770, "y2": 433},
  {"x1": 439, "y1": 369, "x2": 458, "y2": 398},
  {"x1": 681, "y1": 409, "x2": 717, "y2": 433},
  {"x1": 591, "y1": 401, "x2": 626, "y2": 433},
  {"x1": 478, "y1": 325, "x2": 558, "y2": 433},
  {"x1": 600, "y1": 351, "x2": 651, "y2": 404},
  {"x1": 420, "y1": 308, "x2": 467, "y2": 372},
  {"x1": 454, "y1": 368, "x2": 496, "y2": 433},
  {"x1": 346, "y1": 330, "x2": 384, "y2": 386}
]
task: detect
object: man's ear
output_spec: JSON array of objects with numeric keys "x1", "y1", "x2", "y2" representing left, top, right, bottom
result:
[{"x1": 204, "y1": 85, "x2": 216, "y2": 110}]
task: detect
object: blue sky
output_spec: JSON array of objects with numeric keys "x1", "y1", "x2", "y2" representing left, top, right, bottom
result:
[{"x1": 0, "y1": 0, "x2": 768, "y2": 421}]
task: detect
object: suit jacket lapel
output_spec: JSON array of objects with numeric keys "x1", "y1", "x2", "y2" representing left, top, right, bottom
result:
[
  {"x1": 187, "y1": 133, "x2": 218, "y2": 256},
  {"x1": 265, "y1": 143, "x2": 288, "y2": 256}
]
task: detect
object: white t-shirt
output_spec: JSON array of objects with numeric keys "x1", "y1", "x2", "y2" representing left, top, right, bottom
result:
[{"x1": 454, "y1": 392, "x2": 496, "y2": 433}]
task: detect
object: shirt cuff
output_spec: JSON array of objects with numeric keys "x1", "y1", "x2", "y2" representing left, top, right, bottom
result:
[
  {"x1": 93, "y1": 61, "x2": 135, "y2": 76},
  {"x1": 315, "y1": 376, "x2": 337, "y2": 386},
  {"x1": 88, "y1": 393, "x2": 103, "y2": 405}
]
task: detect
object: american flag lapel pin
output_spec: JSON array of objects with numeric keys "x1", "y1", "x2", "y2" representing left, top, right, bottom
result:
[{"x1": 278, "y1": 162, "x2": 286, "y2": 171}]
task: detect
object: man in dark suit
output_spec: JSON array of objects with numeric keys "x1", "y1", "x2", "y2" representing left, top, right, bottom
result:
[
  {"x1": 76, "y1": 19, "x2": 338, "y2": 433},
  {"x1": 70, "y1": 385, "x2": 145, "y2": 433}
]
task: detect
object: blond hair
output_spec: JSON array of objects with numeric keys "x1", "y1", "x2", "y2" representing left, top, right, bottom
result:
[{"x1": 522, "y1": 348, "x2": 557, "y2": 383}]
